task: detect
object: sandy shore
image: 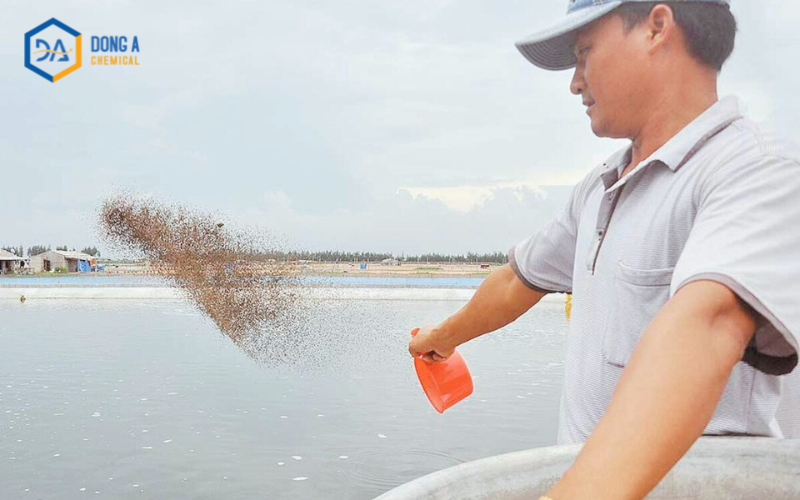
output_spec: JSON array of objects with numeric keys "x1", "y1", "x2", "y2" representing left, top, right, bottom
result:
[{"x1": 299, "y1": 262, "x2": 501, "y2": 277}]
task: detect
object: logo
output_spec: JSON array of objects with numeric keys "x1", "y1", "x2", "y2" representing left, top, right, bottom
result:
[{"x1": 24, "y1": 18, "x2": 82, "y2": 82}]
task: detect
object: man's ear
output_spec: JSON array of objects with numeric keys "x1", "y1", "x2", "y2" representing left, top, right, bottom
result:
[{"x1": 646, "y1": 4, "x2": 679, "y2": 52}]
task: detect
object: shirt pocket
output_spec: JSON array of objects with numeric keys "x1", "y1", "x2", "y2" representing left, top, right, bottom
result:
[{"x1": 602, "y1": 262, "x2": 674, "y2": 368}]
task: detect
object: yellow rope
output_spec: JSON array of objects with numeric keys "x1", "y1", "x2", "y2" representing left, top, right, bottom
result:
[{"x1": 565, "y1": 294, "x2": 572, "y2": 320}]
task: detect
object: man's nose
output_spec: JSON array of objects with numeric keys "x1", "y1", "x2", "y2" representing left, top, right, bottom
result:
[{"x1": 570, "y1": 66, "x2": 584, "y2": 96}]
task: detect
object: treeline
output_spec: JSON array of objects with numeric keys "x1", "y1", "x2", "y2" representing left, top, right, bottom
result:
[
  {"x1": 2, "y1": 244, "x2": 503, "y2": 263},
  {"x1": 285, "y1": 250, "x2": 508, "y2": 264},
  {"x1": 2, "y1": 245, "x2": 24, "y2": 257},
  {"x1": 0, "y1": 245, "x2": 102, "y2": 258}
]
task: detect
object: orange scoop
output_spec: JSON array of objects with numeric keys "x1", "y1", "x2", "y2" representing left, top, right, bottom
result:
[{"x1": 411, "y1": 328, "x2": 473, "y2": 413}]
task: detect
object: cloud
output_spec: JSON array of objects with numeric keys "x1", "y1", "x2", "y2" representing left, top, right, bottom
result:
[
  {"x1": 2, "y1": 1, "x2": 799, "y2": 254},
  {"x1": 236, "y1": 185, "x2": 571, "y2": 255},
  {"x1": 403, "y1": 182, "x2": 550, "y2": 213}
]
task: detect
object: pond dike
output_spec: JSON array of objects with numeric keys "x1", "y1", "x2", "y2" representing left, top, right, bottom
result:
[{"x1": 0, "y1": 281, "x2": 567, "y2": 302}]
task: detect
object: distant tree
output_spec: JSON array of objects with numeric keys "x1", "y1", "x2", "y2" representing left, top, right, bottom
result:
[
  {"x1": 56, "y1": 245, "x2": 68, "y2": 251},
  {"x1": 28, "y1": 245, "x2": 50, "y2": 257},
  {"x1": 81, "y1": 246, "x2": 101, "y2": 257},
  {"x1": 3, "y1": 245, "x2": 24, "y2": 257},
  {"x1": 226, "y1": 249, "x2": 508, "y2": 264},
  {"x1": 280, "y1": 250, "x2": 509, "y2": 264},
  {"x1": 0, "y1": 245, "x2": 25, "y2": 257}
]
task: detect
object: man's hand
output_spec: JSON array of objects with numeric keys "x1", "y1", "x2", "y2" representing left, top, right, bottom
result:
[
  {"x1": 409, "y1": 325, "x2": 456, "y2": 363},
  {"x1": 407, "y1": 264, "x2": 547, "y2": 364},
  {"x1": 546, "y1": 279, "x2": 758, "y2": 500}
]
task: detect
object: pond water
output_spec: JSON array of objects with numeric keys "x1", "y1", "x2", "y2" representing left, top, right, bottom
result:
[
  {"x1": 0, "y1": 296, "x2": 568, "y2": 499},
  {"x1": 0, "y1": 276, "x2": 485, "y2": 289}
]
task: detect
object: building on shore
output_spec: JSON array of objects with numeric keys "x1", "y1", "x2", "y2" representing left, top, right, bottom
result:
[
  {"x1": 29, "y1": 250, "x2": 96, "y2": 273},
  {"x1": 0, "y1": 249, "x2": 25, "y2": 274}
]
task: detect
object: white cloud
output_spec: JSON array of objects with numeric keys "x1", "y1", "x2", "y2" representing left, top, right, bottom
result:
[
  {"x1": 238, "y1": 185, "x2": 570, "y2": 255},
  {"x1": 403, "y1": 182, "x2": 551, "y2": 213},
  {"x1": 2, "y1": 1, "x2": 799, "y2": 254}
]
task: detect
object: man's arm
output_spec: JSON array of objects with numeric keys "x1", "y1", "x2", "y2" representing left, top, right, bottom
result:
[
  {"x1": 409, "y1": 264, "x2": 547, "y2": 362},
  {"x1": 545, "y1": 280, "x2": 757, "y2": 500}
]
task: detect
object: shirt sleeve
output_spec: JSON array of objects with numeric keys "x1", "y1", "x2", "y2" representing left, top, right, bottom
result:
[
  {"x1": 671, "y1": 154, "x2": 800, "y2": 375},
  {"x1": 509, "y1": 173, "x2": 595, "y2": 294}
]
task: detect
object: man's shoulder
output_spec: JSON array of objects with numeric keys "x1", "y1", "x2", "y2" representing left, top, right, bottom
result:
[
  {"x1": 719, "y1": 117, "x2": 800, "y2": 164},
  {"x1": 688, "y1": 117, "x2": 800, "y2": 200}
]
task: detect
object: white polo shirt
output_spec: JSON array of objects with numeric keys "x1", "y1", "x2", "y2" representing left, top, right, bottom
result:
[{"x1": 510, "y1": 96, "x2": 800, "y2": 444}]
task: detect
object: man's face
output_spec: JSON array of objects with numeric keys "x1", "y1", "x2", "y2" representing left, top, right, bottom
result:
[{"x1": 570, "y1": 13, "x2": 650, "y2": 139}]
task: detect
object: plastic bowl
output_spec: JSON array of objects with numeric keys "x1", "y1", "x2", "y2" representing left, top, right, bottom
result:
[{"x1": 411, "y1": 328, "x2": 473, "y2": 413}]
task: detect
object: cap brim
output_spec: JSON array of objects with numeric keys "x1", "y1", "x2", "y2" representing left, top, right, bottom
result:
[{"x1": 515, "y1": 2, "x2": 622, "y2": 71}]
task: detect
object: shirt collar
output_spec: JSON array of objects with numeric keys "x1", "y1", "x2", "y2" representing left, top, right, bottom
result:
[
  {"x1": 600, "y1": 96, "x2": 744, "y2": 191},
  {"x1": 650, "y1": 95, "x2": 743, "y2": 172}
]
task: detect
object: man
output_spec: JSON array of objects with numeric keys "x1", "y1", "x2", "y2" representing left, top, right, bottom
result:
[{"x1": 408, "y1": 1, "x2": 800, "y2": 499}]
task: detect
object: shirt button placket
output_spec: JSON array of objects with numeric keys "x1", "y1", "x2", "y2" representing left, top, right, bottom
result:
[{"x1": 587, "y1": 190, "x2": 619, "y2": 274}]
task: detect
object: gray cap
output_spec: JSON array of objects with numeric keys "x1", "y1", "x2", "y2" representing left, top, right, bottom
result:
[{"x1": 515, "y1": 0, "x2": 731, "y2": 71}]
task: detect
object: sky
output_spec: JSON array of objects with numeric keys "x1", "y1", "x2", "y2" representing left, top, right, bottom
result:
[{"x1": 2, "y1": 1, "x2": 799, "y2": 256}]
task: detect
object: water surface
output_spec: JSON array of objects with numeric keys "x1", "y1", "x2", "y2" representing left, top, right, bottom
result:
[{"x1": 0, "y1": 297, "x2": 568, "y2": 499}]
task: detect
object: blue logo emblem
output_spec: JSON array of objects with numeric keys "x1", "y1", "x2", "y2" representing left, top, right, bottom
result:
[{"x1": 25, "y1": 18, "x2": 82, "y2": 82}]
